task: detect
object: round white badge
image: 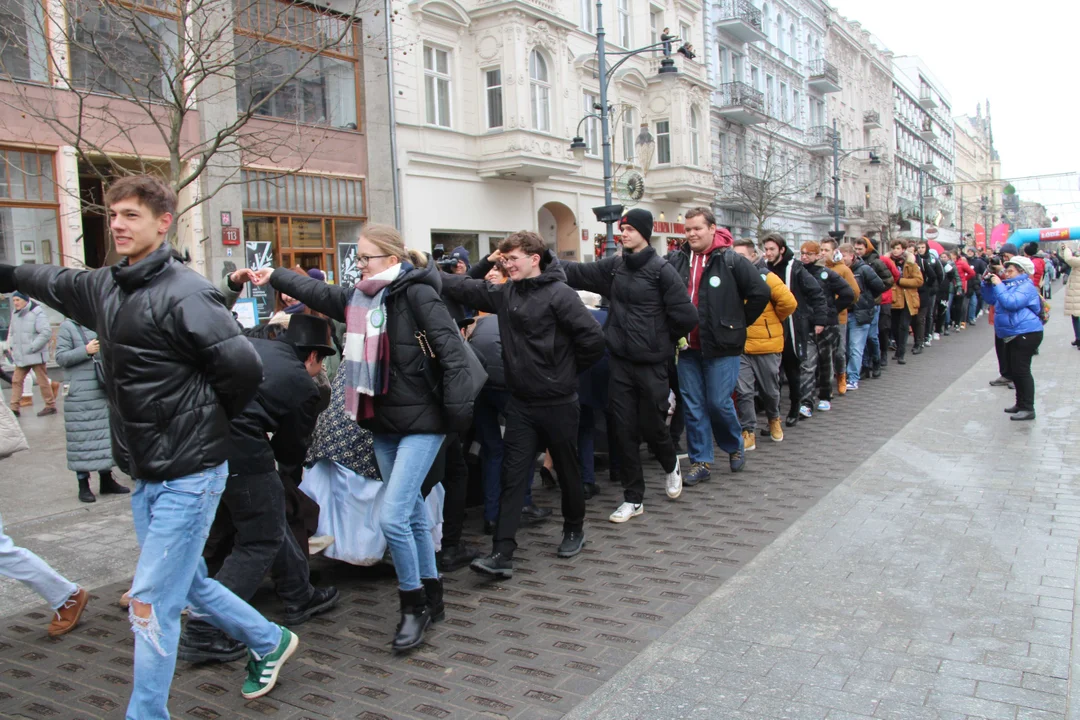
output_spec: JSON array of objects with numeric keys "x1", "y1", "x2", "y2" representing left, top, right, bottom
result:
[
  {"x1": 820, "y1": 271, "x2": 828, "y2": 280},
  {"x1": 709, "y1": 276, "x2": 720, "y2": 288}
]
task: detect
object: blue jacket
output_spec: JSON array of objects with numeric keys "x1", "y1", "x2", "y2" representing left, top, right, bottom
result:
[{"x1": 983, "y1": 275, "x2": 1043, "y2": 338}]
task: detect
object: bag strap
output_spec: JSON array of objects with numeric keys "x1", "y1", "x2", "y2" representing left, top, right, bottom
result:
[{"x1": 75, "y1": 325, "x2": 89, "y2": 346}]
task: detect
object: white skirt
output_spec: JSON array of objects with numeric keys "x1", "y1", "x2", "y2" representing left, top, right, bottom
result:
[{"x1": 299, "y1": 459, "x2": 444, "y2": 566}]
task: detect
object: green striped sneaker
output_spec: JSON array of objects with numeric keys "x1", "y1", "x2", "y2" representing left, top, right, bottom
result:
[{"x1": 241, "y1": 626, "x2": 299, "y2": 700}]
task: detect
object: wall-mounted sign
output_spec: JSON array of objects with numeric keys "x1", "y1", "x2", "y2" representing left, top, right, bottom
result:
[
  {"x1": 653, "y1": 221, "x2": 685, "y2": 234},
  {"x1": 222, "y1": 227, "x2": 241, "y2": 245},
  {"x1": 220, "y1": 211, "x2": 232, "y2": 227}
]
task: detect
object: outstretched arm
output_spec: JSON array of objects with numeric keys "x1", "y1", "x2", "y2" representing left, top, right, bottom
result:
[
  {"x1": 561, "y1": 257, "x2": 617, "y2": 297},
  {"x1": 7, "y1": 264, "x2": 105, "y2": 331},
  {"x1": 256, "y1": 268, "x2": 352, "y2": 321}
]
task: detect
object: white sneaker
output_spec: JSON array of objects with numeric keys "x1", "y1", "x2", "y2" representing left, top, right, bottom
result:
[
  {"x1": 665, "y1": 464, "x2": 683, "y2": 499},
  {"x1": 609, "y1": 502, "x2": 644, "y2": 523},
  {"x1": 933, "y1": 332, "x2": 941, "y2": 340},
  {"x1": 817, "y1": 400, "x2": 831, "y2": 411},
  {"x1": 924, "y1": 338, "x2": 932, "y2": 347}
]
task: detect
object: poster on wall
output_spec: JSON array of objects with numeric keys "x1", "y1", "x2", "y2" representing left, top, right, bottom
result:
[
  {"x1": 338, "y1": 242, "x2": 361, "y2": 288},
  {"x1": 245, "y1": 240, "x2": 274, "y2": 322}
]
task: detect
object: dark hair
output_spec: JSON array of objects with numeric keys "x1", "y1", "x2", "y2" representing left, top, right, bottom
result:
[
  {"x1": 1023, "y1": 241, "x2": 1039, "y2": 257},
  {"x1": 684, "y1": 207, "x2": 716, "y2": 226},
  {"x1": 820, "y1": 238, "x2": 837, "y2": 249},
  {"x1": 498, "y1": 230, "x2": 546, "y2": 257},
  {"x1": 732, "y1": 237, "x2": 756, "y2": 250},
  {"x1": 760, "y1": 230, "x2": 786, "y2": 249},
  {"x1": 891, "y1": 238, "x2": 908, "y2": 250},
  {"x1": 104, "y1": 175, "x2": 177, "y2": 218}
]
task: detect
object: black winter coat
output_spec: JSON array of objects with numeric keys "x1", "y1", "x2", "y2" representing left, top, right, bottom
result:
[
  {"x1": 767, "y1": 247, "x2": 829, "y2": 359},
  {"x1": 809, "y1": 262, "x2": 856, "y2": 326},
  {"x1": 667, "y1": 246, "x2": 771, "y2": 359},
  {"x1": 469, "y1": 315, "x2": 505, "y2": 391},
  {"x1": 917, "y1": 251, "x2": 943, "y2": 299},
  {"x1": 14, "y1": 243, "x2": 262, "y2": 481},
  {"x1": 862, "y1": 250, "x2": 896, "y2": 295},
  {"x1": 562, "y1": 246, "x2": 697, "y2": 364},
  {"x1": 442, "y1": 253, "x2": 606, "y2": 404},
  {"x1": 269, "y1": 262, "x2": 475, "y2": 435},
  {"x1": 227, "y1": 337, "x2": 321, "y2": 475},
  {"x1": 849, "y1": 258, "x2": 887, "y2": 325}
]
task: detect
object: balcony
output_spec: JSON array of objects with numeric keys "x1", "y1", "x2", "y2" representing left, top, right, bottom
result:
[
  {"x1": 808, "y1": 58, "x2": 841, "y2": 93},
  {"x1": 863, "y1": 110, "x2": 881, "y2": 129},
  {"x1": 806, "y1": 125, "x2": 838, "y2": 156},
  {"x1": 920, "y1": 118, "x2": 937, "y2": 142},
  {"x1": 715, "y1": 82, "x2": 767, "y2": 125},
  {"x1": 918, "y1": 86, "x2": 938, "y2": 109},
  {"x1": 715, "y1": 0, "x2": 767, "y2": 44},
  {"x1": 476, "y1": 130, "x2": 580, "y2": 181},
  {"x1": 809, "y1": 197, "x2": 845, "y2": 224},
  {"x1": 648, "y1": 166, "x2": 714, "y2": 204}
]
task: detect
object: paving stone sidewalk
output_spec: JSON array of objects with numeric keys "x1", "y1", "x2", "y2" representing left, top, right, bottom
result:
[
  {"x1": 0, "y1": 316, "x2": 1015, "y2": 719},
  {"x1": 565, "y1": 319, "x2": 1080, "y2": 720}
]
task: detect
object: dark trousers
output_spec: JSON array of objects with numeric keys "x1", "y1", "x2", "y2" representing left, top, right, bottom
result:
[
  {"x1": 420, "y1": 433, "x2": 467, "y2": 547},
  {"x1": 780, "y1": 339, "x2": 801, "y2": 418},
  {"x1": 934, "y1": 296, "x2": 949, "y2": 333},
  {"x1": 579, "y1": 404, "x2": 597, "y2": 485},
  {"x1": 203, "y1": 471, "x2": 312, "y2": 609},
  {"x1": 914, "y1": 295, "x2": 933, "y2": 345},
  {"x1": 473, "y1": 388, "x2": 508, "y2": 523},
  {"x1": 814, "y1": 325, "x2": 840, "y2": 402},
  {"x1": 608, "y1": 357, "x2": 677, "y2": 504},
  {"x1": 891, "y1": 307, "x2": 913, "y2": 359},
  {"x1": 494, "y1": 399, "x2": 584, "y2": 555},
  {"x1": 1005, "y1": 332, "x2": 1043, "y2": 411},
  {"x1": 995, "y1": 335, "x2": 1011, "y2": 380},
  {"x1": 877, "y1": 305, "x2": 891, "y2": 366}
]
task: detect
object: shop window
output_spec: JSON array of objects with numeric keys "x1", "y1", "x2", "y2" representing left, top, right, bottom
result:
[
  {"x1": 0, "y1": 148, "x2": 59, "y2": 272},
  {"x1": 0, "y1": 0, "x2": 48, "y2": 83}
]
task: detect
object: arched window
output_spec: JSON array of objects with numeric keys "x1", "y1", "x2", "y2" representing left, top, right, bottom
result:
[
  {"x1": 806, "y1": 33, "x2": 812, "y2": 60},
  {"x1": 690, "y1": 106, "x2": 701, "y2": 165},
  {"x1": 776, "y1": 13, "x2": 784, "y2": 50},
  {"x1": 762, "y1": 4, "x2": 770, "y2": 39},
  {"x1": 530, "y1": 49, "x2": 551, "y2": 132},
  {"x1": 789, "y1": 24, "x2": 796, "y2": 58}
]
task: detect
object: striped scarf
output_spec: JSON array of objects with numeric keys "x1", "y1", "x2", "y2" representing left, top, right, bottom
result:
[{"x1": 343, "y1": 263, "x2": 405, "y2": 421}]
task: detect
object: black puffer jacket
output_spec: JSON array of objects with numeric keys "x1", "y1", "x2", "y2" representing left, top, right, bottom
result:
[
  {"x1": 469, "y1": 314, "x2": 505, "y2": 391},
  {"x1": 270, "y1": 261, "x2": 475, "y2": 434},
  {"x1": 227, "y1": 337, "x2": 321, "y2": 474},
  {"x1": 916, "y1": 250, "x2": 943, "y2": 300},
  {"x1": 809, "y1": 261, "x2": 856, "y2": 326},
  {"x1": 442, "y1": 252, "x2": 606, "y2": 404},
  {"x1": 767, "y1": 247, "x2": 829, "y2": 359},
  {"x1": 667, "y1": 246, "x2": 771, "y2": 358},
  {"x1": 13, "y1": 243, "x2": 262, "y2": 481},
  {"x1": 562, "y1": 246, "x2": 697, "y2": 364},
  {"x1": 849, "y1": 257, "x2": 887, "y2": 325}
]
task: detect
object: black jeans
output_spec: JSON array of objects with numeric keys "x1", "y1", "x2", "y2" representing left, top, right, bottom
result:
[
  {"x1": 1005, "y1": 332, "x2": 1043, "y2": 411},
  {"x1": 202, "y1": 471, "x2": 312, "y2": 609},
  {"x1": 421, "y1": 433, "x2": 467, "y2": 548},
  {"x1": 995, "y1": 335, "x2": 1011, "y2": 380},
  {"x1": 494, "y1": 399, "x2": 584, "y2": 556},
  {"x1": 914, "y1": 294, "x2": 933, "y2": 345},
  {"x1": 780, "y1": 336, "x2": 801, "y2": 418},
  {"x1": 608, "y1": 358, "x2": 677, "y2": 504},
  {"x1": 877, "y1": 305, "x2": 891, "y2": 366},
  {"x1": 891, "y1": 307, "x2": 913, "y2": 359}
]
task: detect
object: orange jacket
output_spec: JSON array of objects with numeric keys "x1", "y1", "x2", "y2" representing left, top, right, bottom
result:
[
  {"x1": 826, "y1": 259, "x2": 861, "y2": 324},
  {"x1": 891, "y1": 255, "x2": 924, "y2": 312},
  {"x1": 745, "y1": 269, "x2": 798, "y2": 355}
]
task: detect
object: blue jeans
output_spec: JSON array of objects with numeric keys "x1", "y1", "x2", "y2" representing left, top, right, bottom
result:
[
  {"x1": 968, "y1": 287, "x2": 981, "y2": 324},
  {"x1": 127, "y1": 463, "x2": 282, "y2": 720},
  {"x1": 0, "y1": 511, "x2": 77, "y2": 609},
  {"x1": 676, "y1": 350, "x2": 742, "y2": 462},
  {"x1": 846, "y1": 320, "x2": 872, "y2": 383},
  {"x1": 474, "y1": 389, "x2": 508, "y2": 523},
  {"x1": 373, "y1": 433, "x2": 443, "y2": 591}
]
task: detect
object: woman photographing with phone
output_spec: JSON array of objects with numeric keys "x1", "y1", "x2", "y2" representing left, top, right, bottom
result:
[
  {"x1": 252, "y1": 224, "x2": 479, "y2": 652},
  {"x1": 982, "y1": 255, "x2": 1044, "y2": 421}
]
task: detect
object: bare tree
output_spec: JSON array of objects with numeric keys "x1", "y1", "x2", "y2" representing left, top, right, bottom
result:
[
  {"x1": 715, "y1": 123, "x2": 821, "y2": 238},
  {"x1": 0, "y1": 0, "x2": 379, "y2": 224}
]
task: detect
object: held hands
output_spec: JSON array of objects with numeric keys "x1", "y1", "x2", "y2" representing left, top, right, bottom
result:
[
  {"x1": 229, "y1": 268, "x2": 256, "y2": 286},
  {"x1": 251, "y1": 268, "x2": 274, "y2": 286},
  {"x1": 86, "y1": 339, "x2": 100, "y2": 355}
]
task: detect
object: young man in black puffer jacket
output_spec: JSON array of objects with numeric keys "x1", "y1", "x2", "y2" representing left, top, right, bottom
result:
[
  {"x1": 798, "y1": 241, "x2": 855, "y2": 416},
  {"x1": 561, "y1": 209, "x2": 698, "y2": 522},
  {"x1": 440, "y1": 230, "x2": 606, "y2": 578},
  {"x1": 840, "y1": 244, "x2": 887, "y2": 390}
]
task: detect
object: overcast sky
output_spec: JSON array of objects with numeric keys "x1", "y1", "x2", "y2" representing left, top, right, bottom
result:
[{"x1": 832, "y1": 0, "x2": 1080, "y2": 228}]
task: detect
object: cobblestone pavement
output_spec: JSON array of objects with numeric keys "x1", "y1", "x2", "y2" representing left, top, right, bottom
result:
[
  {"x1": 0, "y1": 318, "x2": 1012, "y2": 719},
  {"x1": 565, "y1": 318, "x2": 1080, "y2": 720}
]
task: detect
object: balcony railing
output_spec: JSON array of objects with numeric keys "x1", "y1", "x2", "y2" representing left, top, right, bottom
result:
[
  {"x1": 716, "y1": 0, "x2": 762, "y2": 31},
  {"x1": 806, "y1": 125, "x2": 838, "y2": 147},
  {"x1": 863, "y1": 110, "x2": 881, "y2": 127},
  {"x1": 716, "y1": 81, "x2": 764, "y2": 113},
  {"x1": 808, "y1": 58, "x2": 840, "y2": 85}
]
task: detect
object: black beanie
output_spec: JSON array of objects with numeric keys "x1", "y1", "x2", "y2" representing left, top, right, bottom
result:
[{"x1": 619, "y1": 208, "x2": 653, "y2": 241}]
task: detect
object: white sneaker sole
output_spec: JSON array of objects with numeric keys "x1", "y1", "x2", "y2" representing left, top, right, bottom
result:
[
  {"x1": 666, "y1": 485, "x2": 682, "y2": 499},
  {"x1": 609, "y1": 507, "x2": 644, "y2": 523},
  {"x1": 242, "y1": 630, "x2": 300, "y2": 700}
]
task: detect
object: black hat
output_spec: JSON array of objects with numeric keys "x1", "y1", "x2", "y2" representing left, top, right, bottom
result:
[
  {"x1": 284, "y1": 314, "x2": 337, "y2": 356},
  {"x1": 619, "y1": 208, "x2": 653, "y2": 241}
]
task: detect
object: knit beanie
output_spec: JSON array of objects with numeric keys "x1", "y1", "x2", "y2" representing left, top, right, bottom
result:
[
  {"x1": 619, "y1": 208, "x2": 653, "y2": 241},
  {"x1": 12, "y1": 291, "x2": 28, "y2": 301}
]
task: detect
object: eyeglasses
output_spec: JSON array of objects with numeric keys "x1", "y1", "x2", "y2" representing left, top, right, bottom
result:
[
  {"x1": 500, "y1": 254, "x2": 535, "y2": 266},
  {"x1": 356, "y1": 254, "x2": 391, "y2": 268}
]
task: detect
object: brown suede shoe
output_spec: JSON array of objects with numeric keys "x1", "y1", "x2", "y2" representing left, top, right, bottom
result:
[
  {"x1": 36, "y1": 407, "x2": 57, "y2": 417},
  {"x1": 48, "y1": 587, "x2": 89, "y2": 637}
]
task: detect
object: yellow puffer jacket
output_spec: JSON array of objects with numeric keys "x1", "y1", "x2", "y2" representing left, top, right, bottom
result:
[{"x1": 745, "y1": 269, "x2": 798, "y2": 355}]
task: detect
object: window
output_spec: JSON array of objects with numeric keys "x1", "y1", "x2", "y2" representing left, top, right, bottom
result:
[
  {"x1": 762, "y1": 4, "x2": 770, "y2": 39},
  {"x1": 484, "y1": 68, "x2": 503, "y2": 129},
  {"x1": 0, "y1": 148, "x2": 59, "y2": 274},
  {"x1": 733, "y1": 53, "x2": 744, "y2": 82},
  {"x1": 689, "y1": 108, "x2": 700, "y2": 166},
  {"x1": 655, "y1": 119, "x2": 671, "y2": 164},
  {"x1": 718, "y1": 47, "x2": 728, "y2": 83},
  {"x1": 234, "y1": 0, "x2": 360, "y2": 127},
  {"x1": 622, "y1": 107, "x2": 637, "y2": 162},
  {"x1": 766, "y1": 75, "x2": 774, "y2": 115},
  {"x1": 789, "y1": 24, "x2": 796, "y2": 59},
  {"x1": 580, "y1": 0, "x2": 594, "y2": 33},
  {"x1": 650, "y1": 7, "x2": 663, "y2": 46},
  {"x1": 751, "y1": 65, "x2": 760, "y2": 91},
  {"x1": 0, "y1": 0, "x2": 48, "y2": 82},
  {"x1": 583, "y1": 92, "x2": 600, "y2": 156},
  {"x1": 792, "y1": 90, "x2": 801, "y2": 127},
  {"x1": 679, "y1": 21, "x2": 691, "y2": 46},
  {"x1": 865, "y1": 183, "x2": 871, "y2": 210},
  {"x1": 780, "y1": 81, "x2": 788, "y2": 121},
  {"x1": 617, "y1": 0, "x2": 630, "y2": 46},
  {"x1": 776, "y1": 13, "x2": 784, "y2": 51},
  {"x1": 529, "y1": 50, "x2": 550, "y2": 132},
  {"x1": 423, "y1": 45, "x2": 451, "y2": 127}
]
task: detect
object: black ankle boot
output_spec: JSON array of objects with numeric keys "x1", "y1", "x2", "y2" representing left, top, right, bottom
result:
[
  {"x1": 77, "y1": 474, "x2": 96, "y2": 503},
  {"x1": 392, "y1": 588, "x2": 431, "y2": 653},
  {"x1": 99, "y1": 472, "x2": 130, "y2": 495},
  {"x1": 422, "y1": 577, "x2": 444, "y2": 623}
]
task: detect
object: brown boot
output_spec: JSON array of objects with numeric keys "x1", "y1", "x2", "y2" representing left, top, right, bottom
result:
[
  {"x1": 48, "y1": 587, "x2": 89, "y2": 637},
  {"x1": 19, "y1": 396, "x2": 32, "y2": 407},
  {"x1": 837, "y1": 373, "x2": 847, "y2": 395}
]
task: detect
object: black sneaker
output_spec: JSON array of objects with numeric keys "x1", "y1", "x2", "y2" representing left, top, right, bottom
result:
[
  {"x1": 178, "y1": 623, "x2": 248, "y2": 664},
  {"x1": 471, "y1": 552, "x2": 514, "y2": 579},
  {"x1": 729, "y1": 450, "x2": 746, "y2": 473},
  {"x1": 520, "y1": 504, "x2": 553, "y2": 524},
  {"x1": 582, "y1": 483, "x2": 598, "y2": 500},
  {"x1": 556, "y1": 531, "x2": 585, "y2": 558},
  {"x1": 284, "y1": 586, "x2": 339, "y2": 625},
  {"x1": 438, "y1": 540, "x2": 482, "y2": 572}
]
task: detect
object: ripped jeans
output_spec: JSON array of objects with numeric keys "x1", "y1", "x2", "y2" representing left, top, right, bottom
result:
[{"x1": 127, "y1": 463, "x2": 282, "y2": 720}]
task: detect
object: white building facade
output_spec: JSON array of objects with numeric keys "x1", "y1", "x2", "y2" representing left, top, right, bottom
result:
[
  {"x1": 390, "y1": 0, "x2": 714, "y2": 261},
  {"x1": 707, "y1": 0, "x2": 837, "y2": 244},
  {"x1": 952, "y1": 107, "x2": 1001, "y2": 239},
  {"x1": 824, "y1": 11, "x2": 894, "y2": 240}
]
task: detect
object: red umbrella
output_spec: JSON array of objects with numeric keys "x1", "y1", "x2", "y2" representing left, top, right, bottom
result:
[{"x1": 927, "y1": 239, "x2": 945, "y2": 255}]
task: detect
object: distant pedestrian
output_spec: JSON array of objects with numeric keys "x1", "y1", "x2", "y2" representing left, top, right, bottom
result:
[
  {"x1": 1059, "y1": 244, "x2": 1080, "y2": 348},
  {"x1": 7, "y1": 292, "x2": 58, "y2": 417}
]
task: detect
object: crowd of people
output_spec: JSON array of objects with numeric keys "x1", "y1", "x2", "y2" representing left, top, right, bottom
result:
[{"x1": 0, "y1": 174, "x2": 1075, "y2": 718}]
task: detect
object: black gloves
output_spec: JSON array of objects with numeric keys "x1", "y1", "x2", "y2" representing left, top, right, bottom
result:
[{"x1": 0, "y1": 264, "x2": 15, "y2": 294}]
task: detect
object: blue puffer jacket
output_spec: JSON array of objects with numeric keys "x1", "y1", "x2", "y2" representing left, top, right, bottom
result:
[{"x1": 983, "y1": 275, "x2": 1043, "y2": 338}]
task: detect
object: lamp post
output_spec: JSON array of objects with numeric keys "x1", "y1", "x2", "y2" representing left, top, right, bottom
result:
[
  {"x1": 829, "y1": 118, "x2": 881, "y2": 238},
  {"x1": 569, "y1": 0, "x2": 678, "y2": 257}
]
